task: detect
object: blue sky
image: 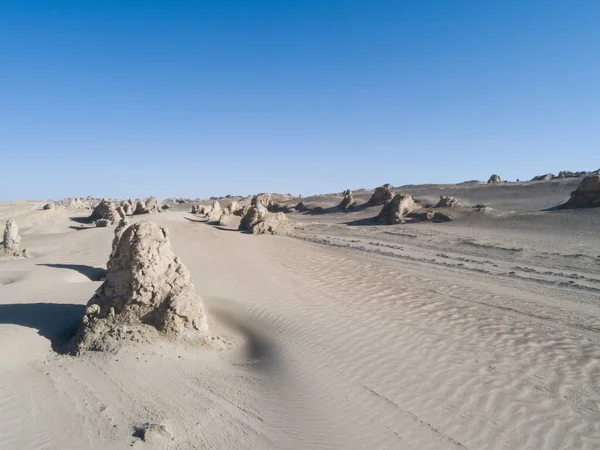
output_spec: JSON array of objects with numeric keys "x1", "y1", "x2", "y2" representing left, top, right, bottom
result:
[{"x1": 1, "y1": 1, "x2": 599, "y2": 200}]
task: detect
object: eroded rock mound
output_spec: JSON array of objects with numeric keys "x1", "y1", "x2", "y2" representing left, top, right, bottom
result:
[
  {"x1": 487, "y1": 175, "x2": 501, "y2": 184},
  {"x1": 67, "y1": 197, "x2": 89, "y2": 209},
  {"x1": 253, "y1": 193, "x2": 273, "y2": 209},
  {"x1": 377, "y1": 193, "x2": 416, "y2": 224},
  {"x1": 239, "y1": 200, "x2": 268, "y2": 231},
  {"x1": 206, "y1": 201, "x2": 222, "y2": 222},
  {"x1": 71, "y1": 221, "x2": 209, "y2": 354},
  {"x1": 218, "y1": 213, "x2": 232, "y2": 226},
  {"x1": 407, "y1": 210, "x2": 452, "y2": 222},
  {"x1": 120, "y1": 200, "x2": 135, "y2": 216},
  {"x1": 435, "y1": 195, "x2": 460, "y2": 208},
  {"x1": 224, "y1": 200, "x2": 240, "y2": 215},
  {"x1": 1, "y1": 219, "x2": 28, "y2": 257},
  {"x1": 560, "y1": 175, "x2": 600, "y2": 209},
  {"x1": 367, "y1": 184, "x2": 394, "y2": 206},
  {"x1": 531, "y1": 173, "x2": 554, "y2": 182},
  {"x1": 43, "y1": 202, "x2": 55, "y2": 210},
  {"x1": 90, "y1": 199, "x2": 119, "y2": 224},
  {"x1": 339, "y1": 189, "x2": 356, "y2": 210},
  {"x1": 251, "y1": 212, "x2": 294, "y2": 236},
  {"x1": 133, "y1": 197, "x2": 160, "y2": 215}
]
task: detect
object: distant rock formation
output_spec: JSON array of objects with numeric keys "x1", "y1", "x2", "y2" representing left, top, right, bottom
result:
[
  {"x1": 407, "y1": 210, "x2": 452, "y2": 222},
  {"x1": 120, "y1": 200, "x2": 135, "y2": 216},
  {"x1": 90, "y1": 199, "x2": 119, "y2": 226},
  {"x1": 253, "y1": 193, "x2": 273, "y2": 209},
  {"x1": 206, "y1": 200, "x2": 222, "y2": 222},
  {"x1": 67, "y1": 198, "x2": 89, "y2": 209},
  {"x1": 531, "y1": 173, "x2": 554, "y2": 182},
  {"x1": 339, "y1": 189, "x2": 356, "y2": 210},
  {"x1": 560, "y1": 175, "x2": 600, "y2": 209},
  {"x1": 558, "y1": 170, "x2": 599, "y2": 179},
  {"x1": 218, "y1": 213, "x2": 232, "y2": 226},
  {"x1": 239, "y1": 199, "x2": 268, "y2": 231},
  {"x1": 295, "y1": 202, "x2": 309, "y2": 212},
  {"x1": 71, "y1": 221, "x2": 209, "y2": 354},
  {"x1": 377, "y1": 193, "x2": 416, "y2": 224},
  {"x1": 43, "y1": 202, "x2": 55, "y2": 210},
  {"x1": 133, "y1": 197, "x2": 160, "y2": 215},
  {"x1": 1, "y1": 219, "x2": 28, "y2": 257},
  {"x1": 251, "y1": 212, "x2": 294, "y2": 236},
  {"x1": 224, "y1": 200, "x2": 240, "y2": 215},
  {"x1": 367, "y1": 184, "x2": 394, "y2": 206},
  {"x1": 435, "y1": 195, "x2": 460, "y2": 208},
  {"x1": 487, "y1": 175, "x2": 501, "y2": 184}
]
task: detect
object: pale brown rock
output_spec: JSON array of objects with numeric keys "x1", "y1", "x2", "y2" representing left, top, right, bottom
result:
[
  {"x1": 487, "y1": 175, "x2": 501, "y2": 184},
  {"x1": 90, "y1": 199, "x2": 119, "y2": 223},
  {"x1": 560, "y1": 175, "x2": 600, "y2": 209},
  {"x1": 251, "y1": 212, "x2": 294, "y2": 236},
  {"x1": 435, "y1": 195, "x2": 460, "y2": 207},
  {"x1": 339, "y1": 189, "x2": 356, "y2": 210},
  {"x1": 239, "y1": 200, "x2": 268, "y2": 231},
  {"x1": 71, "y1": 220, "x2": 209, "y2": 354},
  {"x1": 367, "y1": 184, "x2": 394, "y2": 206},
  {"x1": 377, "y1": 193, "x2": 416, "y2": 224}
]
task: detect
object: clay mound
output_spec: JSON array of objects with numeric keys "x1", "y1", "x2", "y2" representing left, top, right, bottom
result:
[
  {"x1": 253, "y1": 193, "x2": 273, "y2": 208},
  {"x1": 487, "y1": 174, "x2": 501, "y2": 184},
  {"x1": 218, "y1": 213, "x2": 232, "y2": 226},
  {"x1": 531, "y1": 173, "x2": 555, "y2": 182},
  {"x1": 120, "y1": 200, "x2": 135, "y2": 216},
  {"x1": 339, "y1": 189, "x2": 356, "y2": 210},
  {"x1": 239, "y1": 200, "x2": 268, "y2": 231},
  {"x1": 560, "y1": 175, "x2": 600, "y2": 209},
  {"x1": 252, "y1": 212, "x2": 294, "y2": 236},
  {"x1": 435, "y1": 195, "x2": 460, "y2": 208},
  {"x1": 133, "y1": 197, "x2": 160, "y2": 215},
  {"x1": 377, "y1": 193, "x2": 416, "y2": 224},
  {"x1": 90, "y1": 199, "x2": 119, "y2": 224},
  {"x1": 1, "y1": 219, "x2": 28, "y2": 257},
  {"x1": 224, "y1": 200, "x2": 240, "y2": 215},
  {"x1": 206, "y1": 201, "x2": 222, "y2": 222},
  {"x1": 71, "y1": 220, "x2": 209, "y2": 354},
  {"x1": 367, "y1": 184, "x2": 394, "y2": 206}
]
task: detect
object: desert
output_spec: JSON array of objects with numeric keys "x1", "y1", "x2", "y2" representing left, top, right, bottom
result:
[{"x1": 1, "y1": 174, "x2": 600, "y2": 449}]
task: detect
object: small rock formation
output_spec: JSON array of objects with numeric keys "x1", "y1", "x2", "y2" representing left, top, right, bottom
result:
[
  {"x1": 407, "y1": 210, "x2": 452, "y2": 222},
  {"x1": 367, "y1": 184, "x2": 395, "y2": 206},
  {"x1": 254, "y1": 193, "x2": 273, "y2": 209},
  {"x1": 43, "y1": 202, "x2": 55, "y2": 210},
  {"x1": 435, "y1": 195, "x2": 460, "y2": 208},
  {"x1": 67, "y1": 197, "x2": 89, "y2": 209},
  {"x1": 224, "y1": 200, "x2": 240, "y2": 215},
  {"x1": 218, "y1": 213, "x2": 232, "y2": 226},
  {"x1": 487, "y1": 175, "x2": 501, "y2": 184},
  {"x1": 134, "y1": 423, "x2": 172, "y2": 443},
  {"x1": 71, "y1": 221, "x2": 209, "y2": 354},
  {"x1": 90, "y1": 199, "x2": 119, "y2": 224},
  {"x1": 377, "y1": 193, "x2": 416, "y2": 224},
  {"x1": 110, "y1": 209, "x2": 129, "y2": 260},
  {"x1": 531, "y1": 173, "x2": 554, "y2": 182},
  {"x1": 239, "y1": 198, "x2": 269, "y2": 231},
  {"x1": 295, "y1": 202, "x2": 309, "y2": 212},
  {"x1": 206, "y1": 201, "x2": 222, "y2": 222},
  {"x1": 1, "y1": 219, "x2": 28, "y2": 257},
  {"x1": 251, "y1": 212, "x2": 294, "y2": 236},
  {"x1": 190, "y1": 204, "x2": 199, "y2": 214},
  {"x1": 339, "y1": 189, "x2": 356, "y2": 210},
  {"x1": 95, "y1": 219, "x2": 111, "y2": 227},
  {"x1": 133, "y1": 197, "x2": 160, "y2": 215},
  {"x1": 161, "y1": 204, "x2": 170, "y2": 210},
  {"x1": 558, "y1": 170, "x2": 595, "y2": 179},
  {"x1": 120, "y1": 200, "x2": 135, "y2": 216},
  {"x1": 560, "y1": 175, "x2": 600, "y2": 209}
]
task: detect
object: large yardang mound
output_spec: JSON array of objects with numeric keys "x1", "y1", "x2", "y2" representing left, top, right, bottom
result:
[
  {"x1": 2, "y1": 219, "x2": 28, "y2": 257},
  {"x1": 560, "y1": 175, "x2": 600, "y2": 209},
  {"x1": 367, "y1": 184, "x2": 394, "y2": 206},
  {"x1": 71, "y1": 221, "x2": 209, "y2": 354},
  {"x1": 435, "y1": 195, "x2": 460, "y2": 208},
  {"x1": 239, "y1": 197, "x2": 268, "y2": 231},
  {"x1": 377, "y1": 193, "x2": 416, "y2": 224},
  {"x1": 133, "y1": 197, "x2": 160, "y2": 215},
  {"x1": 487, "y1": 174, "x2": 501, "y2": 184},
  {"x1": 251, "y1": 212, "x2": 294, "y2": 236},
  {"x1": 339, "y1": 189, "x2": 356, "y2": 210},
  {"x1": 90, "y1": 199, "x2": 119, "y2": 225}
]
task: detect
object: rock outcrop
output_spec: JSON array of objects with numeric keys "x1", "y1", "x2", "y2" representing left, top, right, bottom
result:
[
  {"x1": 133, "y1": 197, "x2": 160, "y2": 215},
  {"x1": 43, "y1": 202, "x2": 55, "y2": 210},
  {"x1": 339, "y1": 189, "x2": 356, "y2": 210},
  {"x1": 251, "y1": 212, "x2": 294, "y2": 236},
  {"x1": 407, "y1": 210, "x2": 452, "y2": 222},
  {"x1": 367, "y1": 184, "x2": 394, "y2": 206},
  {"x1": 560, "y1": 175, "x2": 600, "y2": 209},
  {"x1": 90, "y1": 199, "x2": 119, "y2": 224},
  {"x1": 253, "y1": 194, "x2": 273, "y2": 209},
  {"x1": 487, "y1": 175, "x2": 501, "y2": 184},
  {"x1": 1, "y1": 219, "x2": 27, "y2": 257},
  {"x1": 531, "y1": 173, "x2": 554, "y2": 182},
  {"x1": 120, "y1": 200, "x2": 135, "y2": 216},
  {"x1": 110, "y1": 209, "x2": 129, "y2": 260},
  {"x1": 67, "y1": 198, "x2": 89, "y2": 209},
  {"x1": 435, "y1": 195, "x2": 460, "y2": 208},
  {"x1": 377, "y1": 193, "x2": 416, "y2": 224},
  {"x1": 71, "y1": 221, "x2": 209, "y2": 354},
  {"x1": 224, "y1": 200, "x2": 240, "y2": 215},
  {"x1": 239, "y1": 199, "x2": 268, "y2": 231},
  {"x1": 218, "y1": 213, "x2": 232, "y2": 226},
  {"x1": 206, "y1": 201, "x2": 222, "y2": 222}
]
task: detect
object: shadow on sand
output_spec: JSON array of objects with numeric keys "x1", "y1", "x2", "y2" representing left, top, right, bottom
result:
[
  {"x1": 183, "y1": 216, "x2": 207, "y2": 223},
  {"x1": 70, "y1": 216, "x2": 93, "y2": 224},
  {"x1": 0, "y1": 303, "x2": 85, "y2": 353},
  {"x1": 37, "y1": 263, "x2": 106, "y2": 281}
]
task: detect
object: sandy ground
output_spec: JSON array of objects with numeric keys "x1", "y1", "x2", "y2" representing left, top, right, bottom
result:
[{"x1": 1, "y1": 179, "x2": 600, "y2": 449}]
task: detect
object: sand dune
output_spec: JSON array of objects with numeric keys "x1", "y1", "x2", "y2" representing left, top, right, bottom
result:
[{"x1": 1, "y1": 180, "x2": 600, "y2": 449}]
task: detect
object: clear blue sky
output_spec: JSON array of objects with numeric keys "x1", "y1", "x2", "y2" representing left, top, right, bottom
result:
[{"x1": 1, "y1": 1, "x2": 599, "y2": 200}]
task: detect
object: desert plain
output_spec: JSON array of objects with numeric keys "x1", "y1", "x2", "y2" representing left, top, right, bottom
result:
[{"x1": 1, "y1": 174, "x2": 600, "y2": 449}]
